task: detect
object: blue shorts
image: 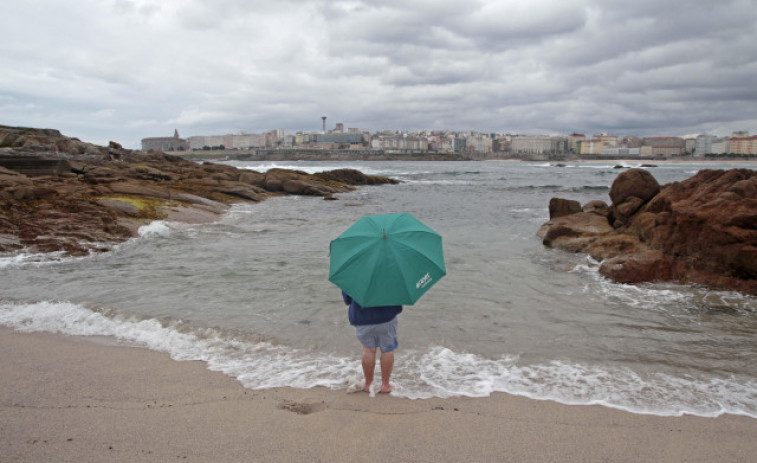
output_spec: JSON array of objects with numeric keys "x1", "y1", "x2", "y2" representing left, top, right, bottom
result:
[{"x1": 355, "y1": 317, "x2": 398, "y2": 352}]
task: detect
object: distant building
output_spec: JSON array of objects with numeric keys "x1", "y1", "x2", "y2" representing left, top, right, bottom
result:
[
  {"x1": 642, "y1": 137, "x2": 685, "y2": 148},
  {"x1": 602, "y1": 147, "x2": 641, "y2": 157},
  {"x1": 453, "y1": 137, "x2": 467, "y2": 153},
  {"x1": 187, "y1": 134, "x2": 234, "y2": 150},
  {"x1": 579, "y1": 139, "x2": 604, "y2": 155},
  {"x1": 641, "y1": 145, "x2": 682, "y2": 158},
  {"x1": 593, "y1": 133, "x2": 618, "y2": 147},
  {"x1": 511, "y1": 135, "x2": 566, "y2": 155},
  {"x1": 567, "y1": 133, "x2": 585, "y2": 153},
  {"x1": 464, "y1": 132, "x2": 493, "y2": 154},
  {"x1": 730, "y1": 136, "x2": 757, "y2": 155},
  {"x1": 141, "y1": 129, "x2": 189, "y2": 151},
  {"x1": 694, "y1": 135, "x2": 715, "y2": 156},
  {"x1": 371, "y1": 135, "x2": 428, "y2": 152},
  {"x1": 621, "y1": 135, "x2": 643, "y2": 148},
  {"x1": 316, "y1": 133, "x2": 364, "y2": 144}
]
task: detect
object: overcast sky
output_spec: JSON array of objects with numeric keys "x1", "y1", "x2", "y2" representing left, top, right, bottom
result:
[{"x1": 2, "y1": 0, "x2": 757, "y2": 148}]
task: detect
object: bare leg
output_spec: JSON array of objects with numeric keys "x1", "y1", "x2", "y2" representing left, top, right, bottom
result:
[
  {"x1": 379, "y1": 350, "x2": 394, "y2": 393},
  {"x1": 361, "y1": 347, "x2": 376, "y2": 392}
]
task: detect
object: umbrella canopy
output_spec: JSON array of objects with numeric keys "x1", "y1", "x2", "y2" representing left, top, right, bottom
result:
[{"x1": 329, "y1": 213, "x2": 446, "y2": 307}]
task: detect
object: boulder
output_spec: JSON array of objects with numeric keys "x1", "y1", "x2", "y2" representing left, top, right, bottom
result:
[
  {"x1": 608, "y1": 168, "x2": 660, "y2": 227},
  {"x1": 548, "y1": 198, "x2": 582, "y2": 219},
  {"x1": 599, "y1": 249, "x2": 673, "y2": 284},
  {"x1": 539, "y1": 168, "x2": 757, "y2": 295},
  {"x1": 609, "y1": 168, "x2": 660, "y2": 205}
]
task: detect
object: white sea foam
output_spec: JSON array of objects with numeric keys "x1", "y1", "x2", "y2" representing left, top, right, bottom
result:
[
  {"x1": 137, "y1": 220, "x2": 173, "y2": 238},
  {"x1": 1, "y1": 300, "x2": 755, "y2": 418},
  {"x1": 0, "y1": 251, "x2": 69, "y2": 269},
  {"x1": 569, "y1": 257, "x2": 756, "y2": 316},
  {"x1": 400, "y1": 179, "x2": 471, "y2": 185}
]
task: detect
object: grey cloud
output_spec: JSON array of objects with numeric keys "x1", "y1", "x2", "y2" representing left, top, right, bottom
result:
[{"x1": 2, "y1": 0, "x2": 757, "y2": 147}]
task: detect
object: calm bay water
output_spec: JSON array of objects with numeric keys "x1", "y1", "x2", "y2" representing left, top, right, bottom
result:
[{"x1": 1, "y1": 160, "x2": 756, "y2": 417}]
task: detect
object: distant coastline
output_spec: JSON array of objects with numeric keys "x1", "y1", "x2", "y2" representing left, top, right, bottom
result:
[{"x1": 169, "y1": 149, "x2": 757, "y2": 164}]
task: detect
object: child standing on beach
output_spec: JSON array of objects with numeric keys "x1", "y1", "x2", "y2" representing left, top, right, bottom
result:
[{"x1": 342, "y1": 291, "x2": 402, "y2": 394}]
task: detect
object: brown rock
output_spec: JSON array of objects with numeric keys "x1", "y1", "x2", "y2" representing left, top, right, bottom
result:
[
  {"x1": 239, "y1": 170, "x2": 265, "y2": 186},
  {"x1": 582, "y1": 200, "x2": 609, "y2": 216},
  {"x1": 539, "y1": 168, "x2": 757, "y2": 295},
  {"x1": 548, "y1": 198, "x2": 582, "y2": 219},
  {"x1": 314, "y1": 169, "x2": 399, "y2": 186},
  {"x1": 0, "y1": 166, "x2": 33, "y2": 186},
  {"x1": 599, "y1": 250, "x2": 673, "y2": 284},
  {"x1": 609, "y1": 168, "x2": 660, "y2": 205},
  {"x1": 538, "y1": 212, "x2": 614, "y2": 244},
  {"x1": 609, "y1": 168, "x2": 660, "y2": 227},
  {"x1": 0, "y1": 125, "x2": 398, "y2": 257}
]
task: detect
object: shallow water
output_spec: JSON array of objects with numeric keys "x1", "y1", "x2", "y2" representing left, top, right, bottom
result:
[{"x1": 1, "y1": 160, "x2": 756, "y2": 417}]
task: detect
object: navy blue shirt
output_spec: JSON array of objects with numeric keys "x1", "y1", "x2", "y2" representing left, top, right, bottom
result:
[{"x1": 342, "y1": 291, "x2": 402, "y2": 326}]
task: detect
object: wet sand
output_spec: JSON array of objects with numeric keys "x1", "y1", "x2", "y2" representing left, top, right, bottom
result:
[{"x1": 1, "y1": 327, "x2": 755, "y2": 462}]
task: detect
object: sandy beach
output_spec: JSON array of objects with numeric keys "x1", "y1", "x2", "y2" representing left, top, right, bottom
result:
[{"x1": 1, "y1": 327, "x2": 755, "y2": 462}]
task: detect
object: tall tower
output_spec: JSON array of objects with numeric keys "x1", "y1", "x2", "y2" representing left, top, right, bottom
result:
[{"x1": 322, "y1": 116, "x2": 327, "y2": 133}]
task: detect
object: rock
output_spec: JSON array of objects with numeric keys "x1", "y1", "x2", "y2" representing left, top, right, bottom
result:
[
  {"x1": 0, "y1": 156, "x2": 72, "y2": 177},
  {"x1": 548, "y1": 198, "x2": 582, "y2": 219},
  {"x1": 0, "y1": 166, "x2": 33, "y2": 186},
  {"x1": 599, "y1": 249, "x2": 673, "y2": 284},
  {"x1": 538, "y1": 212, "x2": 615, "y2": 247},
  {"x1": 214, "y1": 182, "x2": 265, "y2": 201},
  {"x1": 608, "y1": 168, "x2": 661, "y2": 227},
  {"x1": 0, "y1": 125, "x2": 398, "y2": 257},
  {"x1": 582, "y1": 200, "x2": 609, "y2": 216},
  {"x1": 539, "y1": 168, "x2": 757, "y2": 295},
  {"x1": 239, "y1": 170, "x2": 265, "y2": 186},
  {"x1": 609, "y1": 168, "x2": 660, "y2": 205},
  {"x1": 314, "y1": 169, "x2": 399, "y2": 186},
  {"x1": 262, "y1": 168, "x2": 374, "y2": 197},
  {"x1": 96, "y1": 199, "x2": 141, "y2": 217}
]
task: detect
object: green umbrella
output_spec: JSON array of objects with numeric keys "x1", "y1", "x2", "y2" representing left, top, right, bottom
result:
[{"x1": 329, "y1": 213, "x2": 446, "y2": 307}]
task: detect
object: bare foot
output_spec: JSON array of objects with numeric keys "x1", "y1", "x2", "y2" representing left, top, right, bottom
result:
[
  {"x1": 379, "y1": 384, "x2": 393, "y2": 394},
  {"x1": 363, "y1": 383, "x2": 372, "y2": 393}
]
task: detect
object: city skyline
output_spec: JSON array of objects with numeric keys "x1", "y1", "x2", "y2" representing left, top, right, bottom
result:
[
  {"x1": 3, "y1": 1, "x2": 757, "y2": 149},
  {"x1": 142, "y1": 125, "x2": 756, "y2": 157}
]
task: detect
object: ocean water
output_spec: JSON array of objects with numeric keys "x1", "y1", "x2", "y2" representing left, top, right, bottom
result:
[{"x1": 1, "y1": 160, "x2": 756, "y2": 418}]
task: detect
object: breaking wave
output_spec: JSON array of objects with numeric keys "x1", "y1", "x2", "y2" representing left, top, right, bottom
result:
[{"x1": 1, "y1": 300, "x2": 754, "y2": 418}]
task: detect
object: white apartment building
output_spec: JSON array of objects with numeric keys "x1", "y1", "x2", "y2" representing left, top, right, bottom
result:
[
  {"x1": 694, "y1": 135, "x2": 715, "y2": 156},
  {"x1": 511, "y1": 135, "x2": 566, "y2": 154},
  {"x1": 371, "y1": 135, "x2": 428, "y2": 152},
  {"x1": 711, "y1": 138, "x2": 730, "y2": 154},
  {"x1": 464, "y1": 133, "x2": 493, "y2": 154},
  {"x1": 188, "y1": 133, "x2": 272, "y2": 150}
]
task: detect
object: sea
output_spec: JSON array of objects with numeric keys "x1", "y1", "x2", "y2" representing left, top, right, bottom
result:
[{"x1": 1, "y1": 160, "x2": 756, "y2": 418}]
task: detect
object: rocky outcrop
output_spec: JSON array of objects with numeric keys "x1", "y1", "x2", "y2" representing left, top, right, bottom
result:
[
  {"x1": 538, "y1": 168, "x2": 757, "y2": 295},
  {"x1": 0, "y1": 126, "x2": 398, "y2": 256}
]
